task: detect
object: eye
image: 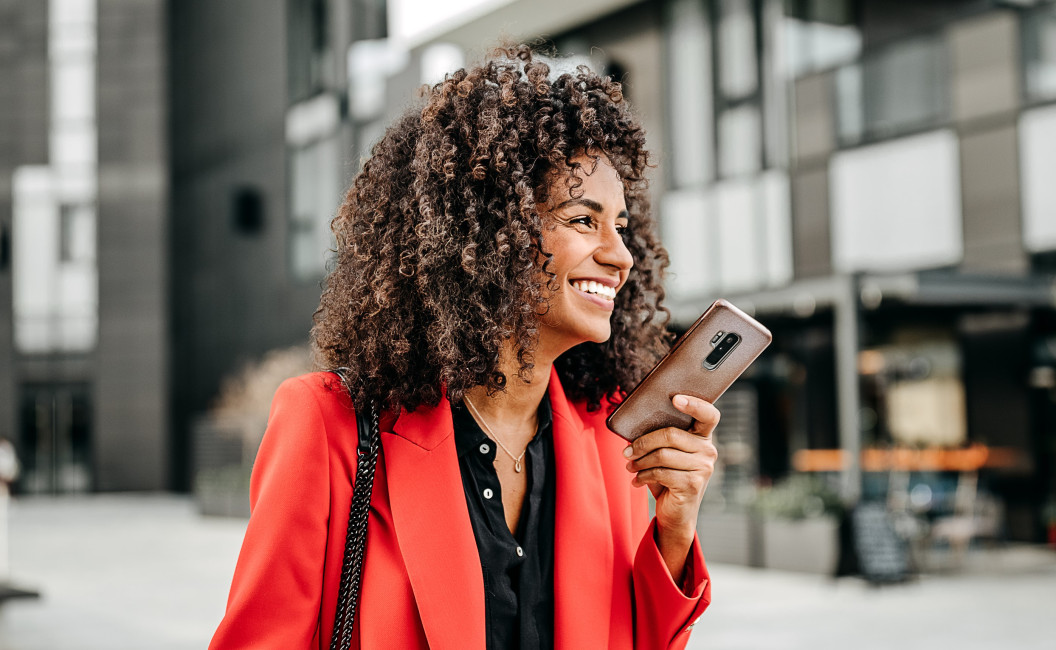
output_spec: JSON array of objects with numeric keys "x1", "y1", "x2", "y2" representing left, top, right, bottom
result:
[{"x1": 569, "y1": 215, "x2": 595, "y2": 228}]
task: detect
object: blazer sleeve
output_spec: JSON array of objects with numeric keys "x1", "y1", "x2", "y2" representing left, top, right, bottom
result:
[
  {"x1": 209, "y1": 377, "x2": 333, "y2": 650},
  {"x1": 631, "y1": 517, "x2": 711, "y2": 650},
  {"x1": 585, "y1": 394, "x2": 711, "y2": 650}
]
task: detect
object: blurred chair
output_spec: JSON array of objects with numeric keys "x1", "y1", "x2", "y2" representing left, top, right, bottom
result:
[
  {"x1": 928, "y1": 471, "x2": 1002, "y2": 569},
  {"x1": 885, "y1": 467, "x2": 929, "y2": 572}
]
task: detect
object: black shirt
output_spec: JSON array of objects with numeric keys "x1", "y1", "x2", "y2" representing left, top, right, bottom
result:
[{"x1": 452, "y1": 397, "x2": 556, "y2": 650}]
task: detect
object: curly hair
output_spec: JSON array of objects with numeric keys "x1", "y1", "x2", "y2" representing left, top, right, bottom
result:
[{"x1": 312, "y1": 44, "x2": 672, "y2": 413}]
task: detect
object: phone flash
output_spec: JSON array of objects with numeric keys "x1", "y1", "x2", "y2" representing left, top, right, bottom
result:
[{"x1": 710, "y1": 331, "x2": 725, "y2": 345}]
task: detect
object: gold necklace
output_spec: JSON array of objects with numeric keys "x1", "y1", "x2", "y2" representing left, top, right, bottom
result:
[{"x1": 462, "y1": 396, "x2": 532, "y2": 473}]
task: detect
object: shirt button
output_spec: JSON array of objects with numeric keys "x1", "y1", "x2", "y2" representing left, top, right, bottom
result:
[
  {"x1": 479, "y1": 443, "x2": 490, "y2": 454},
  {"x1": 516, "y1": 546, "x2": 524, "y2": 557},
  {"x1": 483, "y1": 488, "x2": 493, "y2": 499}
]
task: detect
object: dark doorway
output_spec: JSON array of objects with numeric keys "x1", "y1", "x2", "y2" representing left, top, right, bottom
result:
[{"x1": 17, "y1": 383, "x2": 93, "y2": 494}]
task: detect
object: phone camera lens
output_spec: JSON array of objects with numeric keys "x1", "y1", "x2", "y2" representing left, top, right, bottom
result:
[{"x1": 703, "y1": 332, "x2": 742, "y2": 370}]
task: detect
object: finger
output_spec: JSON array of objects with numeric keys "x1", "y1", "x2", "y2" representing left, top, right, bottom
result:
[
  {"x1": 627, "y1": 446, "x2": 709, "y2": 474},
  {"x1": 632, "y1": 466, "x2": 706, "y2": 495},
  {"x1": 626, "y1": 426, "x2": 711, "y2": 460},
  {"x1": 672, "y1": 394, "x2": 720, "y2": 437}
]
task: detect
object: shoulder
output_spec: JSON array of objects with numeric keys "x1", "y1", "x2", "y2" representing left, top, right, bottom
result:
[
  {"x1": 262, "y1": 372, "x2": 358, "y2": 453},
  {"x1": 272, "y1": 372, "x2": 353, "y2": 415}
]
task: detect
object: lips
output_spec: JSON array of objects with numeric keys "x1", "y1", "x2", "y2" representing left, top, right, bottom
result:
[
  {"x1": 570, "y1": 279, "x2": 617, "y2": 300},
  {"x1": 568, "y1": 278, "x2": 618, "y2": 311}
]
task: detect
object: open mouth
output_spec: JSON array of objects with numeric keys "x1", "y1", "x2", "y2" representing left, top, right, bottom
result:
[{"x1": 569, "y1": 279, "x2": 617, "y2": 302}]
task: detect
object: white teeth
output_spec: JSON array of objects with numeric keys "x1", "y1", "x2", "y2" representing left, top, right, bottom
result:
[{"x1": 572, "y1": 280, "x2": 616, "y2": 300}]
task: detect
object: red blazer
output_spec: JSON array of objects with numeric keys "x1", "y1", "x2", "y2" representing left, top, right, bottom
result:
[{"x1": 210, "y1": 369, "x2": 710, "y2": 649}]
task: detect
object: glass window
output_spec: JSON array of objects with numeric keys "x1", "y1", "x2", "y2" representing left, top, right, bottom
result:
[
  {"x1": 347, "y1": 39, "x2": 410, "y2": 121},
  {"x1": 14, "y1": 0, "x2": 100, "y2": 354},
  {"x1": 718, "y1": 0, "x2": 758, "y2": 99},
  {"x1": 288, "y1": 0, "x2": 332, "y2": 102},
  {"x1": 51, "y1": 0, "x2": 95, "y2": 26},
  {"x1": 718, "y1": 104, "x2": 762, "y2": 177},
  {"x1": 51, "y1": 58, "x2": 95, "y2": 124},
  {"x1": 863, "y1": 36, "x2": 946, "y2": 138},
  {"x1": 761, "y1": 170, "x2": 793, "y2": 287},
  {"x1": 711, "y1": 171, "x2": 792, "y2": 292},
  {"x1": 1024, "y1": 5, "x2": 1056, "y2": 102},
  {"x1": 835, "y1": 63, "x2": 863, "y2": 143},
  {"x1": 353, "y1": 0, "x2": 389, "y2": 41},
  {"x1": 830, "y1": 130, "x2": 962, "y2": 273},
  {"x1": 13, "y1": 167, "x2": 98, "y2": 353},
  {"x1": 781, "y1": 0, "x2": 860, "y2": 78},
  {"x1": 714, "y1": 178, "x2": 761, "y2": 291},
  {"x1": 59, "y1": 204, "x2": 95, "y2": 263},
  {"x1": 836, "y1": 32, "x2": 948, "y2": 146},
  {"x1": 1019, "y1": 105, "x2": 1056, "y2": 252},
  {"x1": 665, "y1": 0, "x2": 714, "y2": 187},
  {"x1": 50, "y1": 124, "x2": 96, "y2": 169},
  {"x1": 661, "y1": 189, "x2": 716, "y2": 299},
  {"x1": 420, "y1": 42, "x2": 463, "y2": 86},
  {"x1": 289, "y1": 136, "x2": 340, "y2": 280}
]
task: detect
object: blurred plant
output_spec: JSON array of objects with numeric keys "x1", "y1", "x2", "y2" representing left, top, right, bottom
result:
[
  {"x1": 208, "y1": 345, "x2": 314, "y2": 450},
  {"x1": 194, "y1": 464, "x2": 252, "y2": 495},
  {"x1": 195, "y1": 347, "x2": 313, "y2": 516},
  {"x1": 753, "y1": 473, "x2": 844, "y2": 520},
  {"x1": 211, "y1": 346, "x2": 314, "y2": 420},
  {"x1": 194, "y1": 464, "x2": 253, "y2": 517},
  {"x1": 1043, "y1": 497, "x2": 1056, "y2": 525}
]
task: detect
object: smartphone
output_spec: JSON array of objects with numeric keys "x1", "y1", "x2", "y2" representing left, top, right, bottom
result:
[{"x1": 605, "y1": 299, "x2": 772, "y2": 442}]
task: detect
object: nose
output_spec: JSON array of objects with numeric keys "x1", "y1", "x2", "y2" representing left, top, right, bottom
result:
[{"x1": 596, "y1": 225, "x2": 634, "y2": 272}]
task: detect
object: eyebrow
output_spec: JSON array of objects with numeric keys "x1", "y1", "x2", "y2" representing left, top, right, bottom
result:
[{"x1": 553, "y1": 198, "x2": 630, "y2": 220}]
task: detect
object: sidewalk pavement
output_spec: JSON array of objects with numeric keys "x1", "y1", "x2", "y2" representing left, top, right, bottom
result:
[{"x1": 0, "y1": 494, "x2": 1053, "y2": 649}]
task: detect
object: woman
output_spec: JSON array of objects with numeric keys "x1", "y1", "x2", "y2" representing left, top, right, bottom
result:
[{"x1": 210, "y1": 45, "x2": 719, "y2": 650}]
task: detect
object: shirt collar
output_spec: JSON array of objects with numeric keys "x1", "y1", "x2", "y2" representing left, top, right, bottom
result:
[{"x1": 452, "y1": 392, "x2": 553, "y2": 458}]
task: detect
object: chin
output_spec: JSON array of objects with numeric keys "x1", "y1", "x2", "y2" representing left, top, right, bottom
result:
[{"x1": 582, "y1": 323, "x2": 613, "y2": 345}]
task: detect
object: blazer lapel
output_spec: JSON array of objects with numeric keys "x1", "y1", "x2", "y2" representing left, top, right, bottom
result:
[
  {"x1": 549, "y1": 368, "x2": 615, "y2": 648},
  {"x1": 385, "y1": 399, "x2": 485, "y2": 650}
]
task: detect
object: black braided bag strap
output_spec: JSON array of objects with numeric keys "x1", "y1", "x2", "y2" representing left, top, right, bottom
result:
[{"x1": 329, "y1": 369, "x2": 381, "y2": 650}]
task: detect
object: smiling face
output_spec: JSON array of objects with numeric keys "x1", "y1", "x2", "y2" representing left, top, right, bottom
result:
[{"x1": 536, "y1": 153, "x2": 634, "y2": 358}]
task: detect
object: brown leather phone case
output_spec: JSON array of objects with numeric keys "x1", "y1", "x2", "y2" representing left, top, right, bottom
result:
[{"x1": 606, "y1": 299, "x2": 772, "y2": 442}]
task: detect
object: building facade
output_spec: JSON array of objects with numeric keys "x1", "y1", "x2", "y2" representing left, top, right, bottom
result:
[
  {"x1": 372, "y1": 0, "x2": 1056, "y2": 542},
  {"x1": 0, "y1": 0, "x2": 386, "y2": 492},
  {"x1": 1, "y1": 0, "x2": 168, "y2": 492},
  {"x1": 2, "y1": 0, "x2": 1054, "y2": 542}
]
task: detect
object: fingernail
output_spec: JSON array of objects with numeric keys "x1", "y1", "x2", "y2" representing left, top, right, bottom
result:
[
  {"x1": 673, "y1": 395, "x2": 689, "y2": 408},
  {"x1": 623, "y1": 445, "x2": 633, "y2": 457}
]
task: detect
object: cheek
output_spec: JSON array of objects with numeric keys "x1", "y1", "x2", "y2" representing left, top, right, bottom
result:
[{"x1": 538, "y1": 243, "x2": 574, "y2": 282}]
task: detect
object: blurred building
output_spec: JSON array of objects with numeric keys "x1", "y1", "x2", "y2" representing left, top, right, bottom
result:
[
  {"x1": 1, "y1": 0, "x2": 1055, "y2": 542},
  {"x1": 370, "y1": 0, "x2": 1056, "y2": 542},
  {"x1": 0, "y1": 0, "x2": 385, "y2": 492},
  {"x1": 168, "y1": 0, "x2": 385, "y2": 491},
  {"x1": 0, "y1": 0, "x2": 168, "y2": 492}
]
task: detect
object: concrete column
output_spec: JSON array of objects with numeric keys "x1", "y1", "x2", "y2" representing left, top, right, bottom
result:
[
  {"x1": 834, "y1": 275, "x2": 861, "y2": 502},
  {"x1": 0, "y1": 0, "x2": 50, "y2": 467},
  {"x1": 948, "y1": 11, "x2": 1020, "y2": 124},
  {"x1": 94, "y1": 0, "x2": 169, "y2": 490},
  {"x1": 948, "y1": 12, "x2": 1028, "y2": 273}
]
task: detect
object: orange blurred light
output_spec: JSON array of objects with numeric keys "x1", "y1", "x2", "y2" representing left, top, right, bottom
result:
[{"x1": 791, "y1": 444, "x2": 1017, "y2": 472}]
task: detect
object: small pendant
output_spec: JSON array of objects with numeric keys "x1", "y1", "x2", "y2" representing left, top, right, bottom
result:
[{"x1": 514, "y1": 460, "x2": 522, "y2": 472}]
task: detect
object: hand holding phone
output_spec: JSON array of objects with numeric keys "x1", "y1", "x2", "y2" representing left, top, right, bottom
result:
[{"x1": 606, "y1": 299, "x2": 772, "y2": 442}]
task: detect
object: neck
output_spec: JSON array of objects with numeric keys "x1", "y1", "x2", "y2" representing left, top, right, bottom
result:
[{"x1": 463, "y1": 340, "x2": 557, "y2": 435}]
